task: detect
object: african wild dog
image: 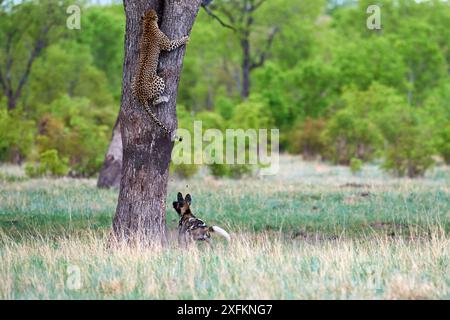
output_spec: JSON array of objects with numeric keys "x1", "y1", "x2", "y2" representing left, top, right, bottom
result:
[{"x1": 173, "y1": 192, "x2": 231, "y2": 245}]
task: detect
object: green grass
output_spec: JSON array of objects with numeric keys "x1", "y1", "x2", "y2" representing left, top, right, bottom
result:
[
  {"x1": 0, "y1": 156, "x2": 449, "y2": 299},
  {"x1": 1, "y1": 161, "x2": 449, "y2": 239}
]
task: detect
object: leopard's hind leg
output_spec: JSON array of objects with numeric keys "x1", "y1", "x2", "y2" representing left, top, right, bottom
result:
[{"x1": 151, "y1": 75, "x2": 168, "y2": 105}]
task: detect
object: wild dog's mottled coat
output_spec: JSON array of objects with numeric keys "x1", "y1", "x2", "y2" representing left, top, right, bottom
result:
[{"x1": 173, "y1": 192, "x2": 231, "y2": 245}]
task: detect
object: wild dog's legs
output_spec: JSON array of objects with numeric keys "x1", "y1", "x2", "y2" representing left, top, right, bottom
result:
[
  {"x1": 204, "y1": 237, "x2": 212, "y2": 247},
  {"x1": 178, "y1": 228, "x2": 186, "y2": 247}
]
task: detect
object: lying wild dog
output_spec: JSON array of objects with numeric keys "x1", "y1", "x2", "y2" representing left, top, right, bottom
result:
[{"x1": 173, "y1": 192, "x2": 231, "y2": 245}]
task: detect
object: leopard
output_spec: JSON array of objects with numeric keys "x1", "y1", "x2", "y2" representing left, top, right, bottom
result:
[{"x1": 132, "y1": 9, "x2": 189, "y2": 141}]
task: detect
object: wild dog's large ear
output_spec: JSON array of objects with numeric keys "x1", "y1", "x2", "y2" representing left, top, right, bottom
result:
[
  {"x1": 177, "y1": 192, "x2": 184, "y2": 205},
  {"x1": 185, "y1": 194, "x2": 192, "y2": 205},
  {"x1": 173, "y1": 201, "x2": 181, "y2": 215}
]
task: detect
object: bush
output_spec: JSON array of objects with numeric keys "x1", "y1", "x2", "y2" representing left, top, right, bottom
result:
[
  {"x1": 0, "y1": 108, "x2": 35, "y2": 163},
  {"x1": 423, "y1": 81, "x2": 450, "y2": 164},
  {"x1": 35, "y1": 96, "x2": 113, "y2": 176},
  {"x1": 25, "y1": 149, "x2": 69, "y2": 178},
  {"x1": 437, "y1": 123, "x2": 450, "y2": 164},
  {"x1": 208, "y1": 163, "x2": 229, "y2": 178},
  {"x1": 288, "y1": 117, "x2": 326, "y2": 159},
  {"x1": 350, "y1": 158, "x2": 363, "y2": 174},
  {"x1": 208, "y1": 163, "x2": 254, "y2": 179},
  {"x1": 170, "y1": 162, "x2": 199, "y2": 179},
  {"x1": 215, "y1": 96, "x2": 235, "y2": 121},
  {"x1": 229, "y1": 94, "x2": 274, "y2": 130},
  {"x1": 379, "y1": 105, "x2": 435, "y2": 178},
  {"x1": 322, "y1": 108, "x2": 383, "y2": 165}
]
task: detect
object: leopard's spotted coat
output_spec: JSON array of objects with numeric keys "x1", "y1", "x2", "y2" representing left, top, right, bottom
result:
[{"x1": 132, "y1": 9, "x2": 189, "y2": 139}]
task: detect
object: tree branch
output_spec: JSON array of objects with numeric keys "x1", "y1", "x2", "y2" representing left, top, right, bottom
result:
[
  {"x1": 202, "y1": 3, "x2": 236, "y2": 31},
  {"x1": 250, "y1": 26, "x2": 279, "y2": 70},
  {"x1": 13, "y1": 20, "x2": 53, "y2": 103},
  {"x1": 0, "y1": 67, "x2": 6, "y2": 92},
  {"x1": 252, "y1": 0, "x2": 266, "y2": 11}
]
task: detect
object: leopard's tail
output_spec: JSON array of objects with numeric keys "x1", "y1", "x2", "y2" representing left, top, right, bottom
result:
[
  {"x1": 210, "y1": 226, "x2": 231, "y2": 242},
  {"x1": 143, "y1": 102, "x2": 172, "y2": 137}
]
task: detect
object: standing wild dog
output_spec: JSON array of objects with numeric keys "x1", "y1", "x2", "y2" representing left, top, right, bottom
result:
[{"x1": 173, "y1": 192, "x2": 231, "y2": 245}]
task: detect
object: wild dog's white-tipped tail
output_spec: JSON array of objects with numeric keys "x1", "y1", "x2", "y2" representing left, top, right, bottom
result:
[{"x1": 211, "y1": 226, "x2": 231, "y2": 242}]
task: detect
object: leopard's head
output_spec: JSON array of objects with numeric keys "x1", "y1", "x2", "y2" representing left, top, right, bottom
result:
[{"x1": 142, "y1": 9, "x2": 158, "y2": 23}]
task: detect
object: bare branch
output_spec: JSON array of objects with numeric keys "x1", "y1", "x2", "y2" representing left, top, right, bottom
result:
[
  {"x1": 0, "y1": 67, "x2": 6, "y2": 92},
  {"x1": 250, "y1": 26, "x2": 279, "y2": 70},
  {"x1": 202, "y1": 4, "x2": 236, "y2": 31},
  {"x1": 252, "y1": 0, "x2": 266, "y2": 11},
  {"x1": 13, "y1": 23, "x2": 51, "y2": 102}
]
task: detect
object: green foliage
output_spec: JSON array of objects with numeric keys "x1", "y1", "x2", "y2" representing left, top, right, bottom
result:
[
  {"x1": 349, "y1": 158, "x2": 363, "y2": 174},
  {"x1": 170, "y1": 162, "x2": 199, "y2": 179},
  {"x1": 25, "y1": 149, "x2": 69, "y2": 178},
  {"x1": 253, "y1": 62, "x2": 291, "y2": 128},
  {"x1": 29, "y1": 42, "x2": 114, "y2": 109},
  {"x1": 230, "y1": 95, "x2": 274, "y2": 130},
  {"x1": 322, "y1": 107, "x2": 383, "y2": 165},
  {"x1": 0, "y1": 107, "x2": 35, "y2": 162},
  {"x1": 333, "y1": 83, "x2": 407, "y2": 151},
  {"x1": 423, "y1": 79, "x2": 450, "y2": 164},
  {"x1": 76, "y1": 5, "x2": 125, "y2": 100},
  {"x1": 437, "y1": 124, "x2": 450, "y2": 164},
  {"x1": 215, "y1": 96, "x2": 235, "y2": 121},
  {"x1": 208, "y1": 163, "x2": 229, "y2": 178},
  {"x1": 284, "y1": 60, "x2": 340, "y2": 120},
  {"x1": 288, "y1": 118, "x2": 326, "y2": 159},
  {"x1": 379, "y1": 104, "x2": 436, "y2": 178},
  {"x1": 35, "y1": 96, "x2": 113, "y2": 176},
  {"x1": 0, "y1": 0, "x2": 449, "y2": 179}
]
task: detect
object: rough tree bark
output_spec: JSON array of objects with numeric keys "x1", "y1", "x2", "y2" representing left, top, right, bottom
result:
[
  {"x1": 112, "y1": 0, "x2": 202, "y2": 243},
  {"x1": 97, "y1": 117, "x2": 122, "y2": 189}
]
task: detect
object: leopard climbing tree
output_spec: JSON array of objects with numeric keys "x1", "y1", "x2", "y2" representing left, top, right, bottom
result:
[{"x1": 112, "y1": 0, "x2": 202, "y2": 243}]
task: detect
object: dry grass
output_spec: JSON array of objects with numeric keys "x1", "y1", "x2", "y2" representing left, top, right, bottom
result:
[
  {"x1": 0, "y1": 230, "x2": 448, "y2": 299},
  {"x1": 1, "y1": 157, "x2": 449, "y2": 299}
]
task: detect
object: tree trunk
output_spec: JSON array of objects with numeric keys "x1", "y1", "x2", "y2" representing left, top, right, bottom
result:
[
  {"x1": 97, "y1": 117, "x2": 122, "y2": 189},
  {"x1": 241, "y1": 36, "x2": 251, "y2": 99},
  {"x1": 112, "y1": 0, "x2": 202, "y2": 244},
  {"x1": 7, "y1": 94, "x2": 16, "y2": 111}
]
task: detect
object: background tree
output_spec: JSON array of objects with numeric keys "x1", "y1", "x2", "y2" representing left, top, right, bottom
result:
[
  {"x1": 0, "y1": 0, "x2": 69, "y2": 111},
  {"x1": 202, "y1": 0, "x2": 265, "y2": 99}
]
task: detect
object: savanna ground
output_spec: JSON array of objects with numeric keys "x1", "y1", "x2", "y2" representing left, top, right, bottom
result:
[{"x1": 0, "y1": 155, "x2": 449, "y2": 299}]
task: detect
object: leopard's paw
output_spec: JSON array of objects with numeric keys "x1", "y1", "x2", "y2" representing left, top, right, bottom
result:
[{"x1": 154, "y1": 96, "x2": 169, "y2": 105}]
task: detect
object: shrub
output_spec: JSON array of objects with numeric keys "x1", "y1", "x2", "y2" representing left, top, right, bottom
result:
[
  {"x1": 25, "y1": 149, "x2": 69, "y2": 178},
  {"x1": 436, "y1": 123, "x2": 450, "y2": 164},
  {"x1": 288, "y1": 117, "x2": 326, "y2": 159},
  {"x1": 379, "y1": 105, "x2": 435, "y2": 178},
  {"x1": 322, "y1": 108, "x2": 383, "y2": 165},
  {"x1": 0, "y1": 108, "x2": 35, "y2": 163},
  {"x1": 349, "y1": 158, "x2": 363, "y2": 174},
  {"x1": 215, "y1": 96, "x2": 235, "y2": 121},
  {"x1": 35, "y1": 96, "x2": 113, "y2": 176},
  {"x1": 170, "y1": 162, "x2": 199, "y2": 179},
  {"x1": 208, "y1": 163, "x2": 229, "y2": 178}
]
